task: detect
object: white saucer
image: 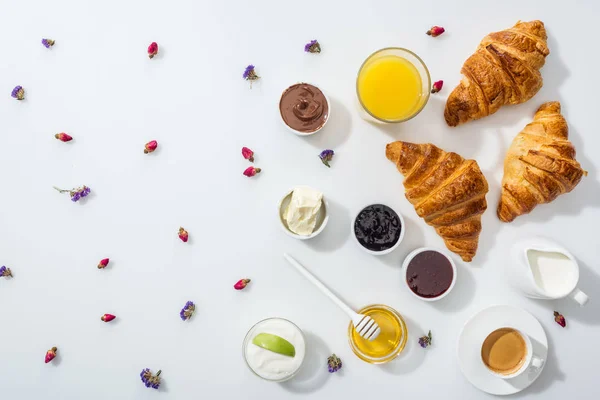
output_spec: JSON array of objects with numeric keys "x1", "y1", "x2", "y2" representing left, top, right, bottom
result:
[{"x1": 457, "y1": 305, "x2": 548, "y2": 396}]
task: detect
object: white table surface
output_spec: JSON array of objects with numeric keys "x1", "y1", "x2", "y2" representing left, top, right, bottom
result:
[{"x1": 1, "y1": 1, "x2": 599, "y2": 399}]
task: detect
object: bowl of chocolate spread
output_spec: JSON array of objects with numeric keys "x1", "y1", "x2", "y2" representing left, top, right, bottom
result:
[
  {"x1": 279, "y1": 83, "x2": 330, "y2": 135},
  {"x1": 402, "y1": 247, "x2": 457, "y2": 301}
]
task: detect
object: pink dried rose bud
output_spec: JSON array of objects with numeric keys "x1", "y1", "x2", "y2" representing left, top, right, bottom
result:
[
  {"x1": 242, "y1": 147, "x2": 255, "y2": 162},
  {"x1": 554, "y1": 311, "x2": 566, "y2": 328},
  {"x1": 178, "y1": 227, "x2": 189, "y2": 242},
  {"x1": 243, "y1": 166, "x2": 261, "y2": 177},
  {"x1": 45, "y1": 347, "x2": 57, "y2": 364},
  {"x1": 426, "y1": 26, "x2": 445, "y2": 37},
  {"x1": 144, "y1": 140, "x2": 158, "y2": 154},
  {"x1": 234, "y1": 278, "x2": 251, "y2": 290},
  {"x1": 98, "y1": 258, "x2": 110, "y2": 269},
  {"x1": 148, "y1": 42, "x2": 158, "y2": 59},
  {"x1": 101, "y1": 313, "x2": 116, "y2": 322},
  {"x1": 55, "y1": 133, "x2": 73, "y2": 142},
  {"x1": 431, "y1": 80, "x2": 444, "y2": 94}
]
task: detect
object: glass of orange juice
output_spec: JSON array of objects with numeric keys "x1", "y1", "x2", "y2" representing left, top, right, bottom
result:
[{"x1": 356, "y1": 48, "x2": 431, "y2": 123}]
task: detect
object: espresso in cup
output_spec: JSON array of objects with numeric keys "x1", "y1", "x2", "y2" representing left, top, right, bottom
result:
[{"x1": 481, "y1": 327, "x2": 543, "y2": 379}]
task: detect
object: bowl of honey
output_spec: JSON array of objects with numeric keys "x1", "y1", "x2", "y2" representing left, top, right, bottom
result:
[{"x1": 348, "y1": 304, "x2": 408, "y2": 364}]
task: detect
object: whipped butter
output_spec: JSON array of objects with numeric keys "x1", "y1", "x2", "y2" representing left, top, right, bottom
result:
[{"x1": 284, "y1": 187, "x2": 323, "y2": 235}]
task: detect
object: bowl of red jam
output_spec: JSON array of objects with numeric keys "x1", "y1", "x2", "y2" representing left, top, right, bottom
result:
[{"x1": 402, "y1": 247, "x2": 457, "y2": 301}]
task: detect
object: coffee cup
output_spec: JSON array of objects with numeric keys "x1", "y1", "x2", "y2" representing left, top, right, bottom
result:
[{"x1": 480, "y1": 327, "x2": 544, "y2": 379}]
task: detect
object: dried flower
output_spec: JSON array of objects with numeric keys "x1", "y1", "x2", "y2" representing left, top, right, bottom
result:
[
  {"x1": 319, "y1": 149, "x2": 334, "y2": 167},
  {"x1": 101, "y1": 314, "x2": 116, "y2": 322},
  {"x1": 11, "y1": 86, "x2": 24, "y2": 100},
  {"x1": 243, "y1": 166, "x2": 261, "y2": 177},
  {"x1": 243, "y1": 65, "x2": 260, "y2": 87},
  {"x1": 242, "y1": 147, "x2": 255, "y2": 162},
  {"x1": 426, "y1": 26, "x2": 445, "y2": 37},
  {"x1": 144, "y1": 140, "x2": 158, "y2": 154},
  {"x1": 42, "y1": 38, "x2": 55, "y2": 48},
  {"x1": 327, "y1": 354, "x2": 342, "y2": 373},
  {"x1": 180, "y1": 301, "x2": 195, "y2": 321},
  {"x1": 178, "y1": 227, "x2": 189, "y2": 242},
  {"x1": 431, "y1": 80, "x2": 444, "y2": 94},
  {"x1": 0, "y1": 266, "x2": 12, "y2": 278},
  {"x1": 140, "y1": 368, "x2": 161, "y2": 389},
  {"x1": 147, "y1": 42, "x2": 158, "y2": 59},
  {"x1": 97, "y1": 258, "x2": 110, "y2": 269},
  {"x1": 45, "y1": 347, "x2": 57, "y2": 363},
  {"x1": 54, "y1": 185, "x2": 91, "y2": 202},
  {"x1": 305, "y1": 39, "x2": 321, "y2": 53},
  {"x1": 418, "y1": 330, "x2": 432, "y2": 348},
  {"x1": 234, "y1": 278, "x2": 251, "y2": 290},
  {"x1": 554, "y1": 311, "x2": 566, "y2": 328},
  {"x1": 55, "y1": 133, "x2": 73, "y2": 142}
]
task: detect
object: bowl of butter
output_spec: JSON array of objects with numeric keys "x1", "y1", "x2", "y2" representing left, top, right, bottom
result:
[{"x1": 278, "y1": 186, "x2": 329, "y2": 240}]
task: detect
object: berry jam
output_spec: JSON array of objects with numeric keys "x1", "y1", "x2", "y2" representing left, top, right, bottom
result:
[{"x1": 354, "y1": 204, "x2": 402, "y2": 252}]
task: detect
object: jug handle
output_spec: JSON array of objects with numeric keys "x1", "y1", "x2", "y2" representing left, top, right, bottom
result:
[{"x1": 570, "y1": 288, "x2": 589, "y2": 306}]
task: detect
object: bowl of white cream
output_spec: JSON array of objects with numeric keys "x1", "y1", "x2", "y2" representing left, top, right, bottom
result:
[
  {"x1": 278, "y1": 186, "x2": 329, "y2": 240},
  {"x1": 243, "y1": 318, "x2": 307, "y2": 382}
]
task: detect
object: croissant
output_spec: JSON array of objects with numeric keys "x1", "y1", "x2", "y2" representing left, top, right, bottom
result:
[
  {"x1": 386, "y1": 141, "x2": 489, "y2": 262},
  {"x1": 444, "y1": 20, "x2": 550, "y2": 127},
  {"x1": 498, "y1": 102, "x2": 586, "y2": 222}
]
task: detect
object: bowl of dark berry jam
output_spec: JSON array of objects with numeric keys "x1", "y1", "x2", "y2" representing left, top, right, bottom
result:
[
  {"x1": 402, "y1": 248, "x2": 456, "y2": 301},
  {"x1": 352, "y1": 204, "x2": 404, "y2": 255}
]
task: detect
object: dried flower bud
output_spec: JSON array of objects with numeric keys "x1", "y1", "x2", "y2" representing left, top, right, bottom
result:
[
  {"x1": 178, "y1": 227, "x2": 189, "y2": 242},
  {"x1": 305, "y1": 39, "x2": 321, "y2": 53},
  {"x1": 426, "y1": 26, "x2": 445, "y2": 37},
  {"x1": 0, "y1": 266, "x2": 13, "y2": 278},
  {"x1": 148, "y1": 42, "x2": 158, "y2": 59},
  {"x1": 554, "y1": 311, "x2": 566, "y2": 328},
  {"x1": 242, "y1": 147, "x2": 255, "y2": 162},
  {"x1": 98, "y1": 258, "x2": 110, "y2": 269},
  {"x1": 418, "y1": 330, "x2": 432, "y2": 348},
  {"x1": 319, "y1": 149, "x2": 334, "y2": 167},
  {"x1": 243, "y1": 65, "x2": 260, "y2": 88},
  {"x1": 243, "y1": 166, "x2": 261, "y2": 177},
  {"x1": 180, "y1": 301, "x2": 195, "y2": 321},
  {"x1": 234, "y1": 278, "x2": 251, "y2": 290},
  {"x1": 45, "y1": 347, "x2": 57, "y2": 363},
  {"x1": 11, "y1": 85, "x2": 24, "y2": 100},
  {"x1": 327, "y1": 354, "x2": 342, "y2": 373},
  {"x1": 101, "y1": 313, "x2": 116, "y2": 322},
  {"x1": 431, "y1": 80, "x2": 444, "y2": 94},
  {"x1": 55, "y1": 133, "x2": 73, "y2": 142},
  {"x1": 140, "y1": 368, "x2": 161, "y2": 389},
  {"x1": 144, "y1": 140, "x2": 158, "y2": 154},
  {"x1": 42, "y1": 38, "x2": 55, "y2": 48},
  {"x1": 54, "y1": 185, "x2": 91, "y2": 203}
]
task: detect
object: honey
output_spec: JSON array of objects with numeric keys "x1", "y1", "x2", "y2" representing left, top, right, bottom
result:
[{"x1": 348, "y1": 304, "x2": 407, "y2": 364}]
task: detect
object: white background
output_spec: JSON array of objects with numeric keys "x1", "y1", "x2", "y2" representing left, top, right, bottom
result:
[{"x1": 1, "y1": 0, "x2": 599, "y2": 399}]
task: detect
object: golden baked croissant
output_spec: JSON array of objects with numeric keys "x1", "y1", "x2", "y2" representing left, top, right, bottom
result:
[
  {"x1": 498, "y1": 102, "x2": 587, "y2": 222},
  {"x1": 444, "y1": 20, "x2": 550, "y2": 127},
  {"x1": 386, "y1": 141, "x2": 489, "y2": 262}
]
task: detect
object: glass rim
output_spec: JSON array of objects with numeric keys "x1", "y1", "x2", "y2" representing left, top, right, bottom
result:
[
  {"x1": 356, "y1": 47, "x2": 431, "y2": 123},
  {"x1": 347, "y1": 304, "x2": 408, "y2": 364},
  {"x1": 242, "y1": 317, "x2": 307, "y2": 382}
]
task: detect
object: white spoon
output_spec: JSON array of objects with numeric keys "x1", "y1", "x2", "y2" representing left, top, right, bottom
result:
[{"x1": 283, "y1": 253, "x2": 381, "y2": 341}]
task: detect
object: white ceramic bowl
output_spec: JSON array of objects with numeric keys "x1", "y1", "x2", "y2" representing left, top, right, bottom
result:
[
  {"x1": 402, "y1": 247, "x2": 457, "y2": 301},
  {"x1": 278, "y1": 187, "x2": 329, "y2": 240},
  {"x1": 279, "y1": 82, "x2": 330, "y2": 136},
  {"x1": 351, "y1": 204, "x2": 405, "y2": 256}
]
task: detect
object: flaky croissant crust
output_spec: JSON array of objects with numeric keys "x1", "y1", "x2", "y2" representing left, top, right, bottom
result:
[
  {"x1": 445, "y1": 20, "x2": 550, "y2": 127},
  {"x1": 386, "y1": 141, "x2": 489, "y2": 262},
  {"x1": 498, "y1": 101, "x2": 587, "y2": 222}
]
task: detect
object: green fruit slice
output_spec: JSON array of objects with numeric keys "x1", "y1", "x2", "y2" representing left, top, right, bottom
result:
[{"x1": 252, "y1": 333, "x2": 296, "y2": 357}]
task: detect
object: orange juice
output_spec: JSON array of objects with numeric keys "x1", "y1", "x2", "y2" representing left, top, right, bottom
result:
[{"x1": 357, "y1": 51, "x2": 428, "y2": 122}]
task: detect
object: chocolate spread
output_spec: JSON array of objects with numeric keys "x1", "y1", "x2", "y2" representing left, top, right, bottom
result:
[{"x1": 279, "y1": 83, "x2": 329, "y2": 133}]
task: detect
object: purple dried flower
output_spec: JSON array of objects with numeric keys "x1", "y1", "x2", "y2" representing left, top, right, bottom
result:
[
  {"x1": 54, "y1": 185, "x2": 91, "y2": 203},
  {"x1": 180, "y1": 301, "x2": 195, "y2": 321},
  {"x1": 11, "y1": 86, "x2": 24, "y2": 100},
  {"x1": 305, "y1": 39, "x2": 321, "y2": 53},
  {"x1": 327, "y1": 354, "x2": 342, "y2": 373},
  {"x1": 319, "y1": 149, "x2": 334, "y2": 167},
  {"x1": 140, "y1": 368, "x2": 161, "y2": 389},
  {"x1": 418, "y1": 330, "x2": 432, "y2": 348},
  {"x1": 0, "y1": 266, "x2": 13, "y2": 278},
  {"x1": 243, "y1": 65, "x2": 260, "y2": 87},
  {"x1": 41, "y1": 39, "x2": 55, "y2": 48}
]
